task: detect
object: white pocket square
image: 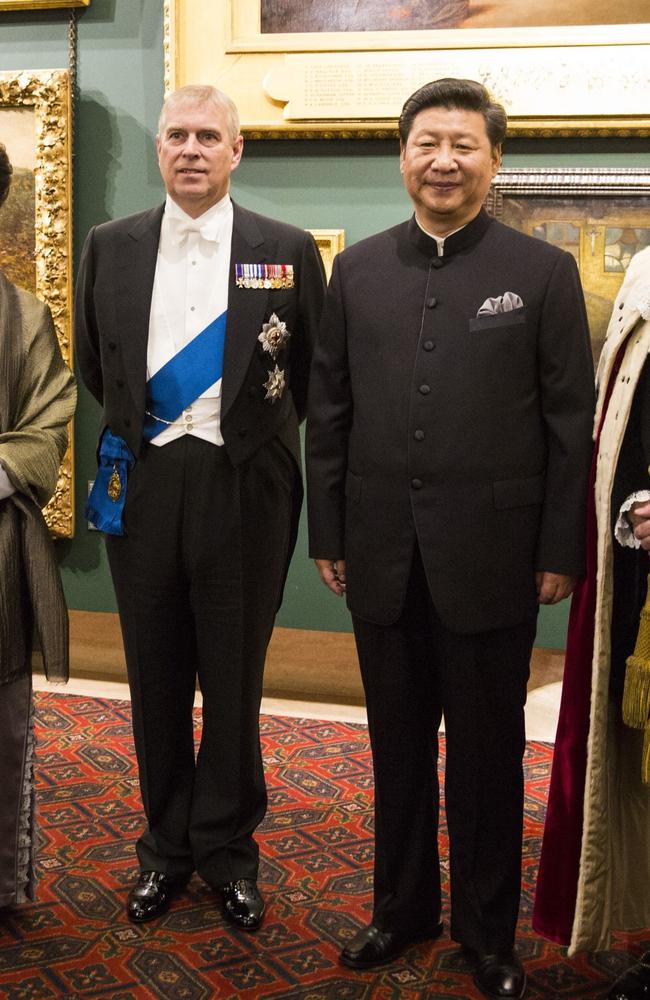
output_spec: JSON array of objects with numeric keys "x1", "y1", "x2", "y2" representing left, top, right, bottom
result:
[{"x1": 477, "y1": 292, "x2": 524, "y2": 316}]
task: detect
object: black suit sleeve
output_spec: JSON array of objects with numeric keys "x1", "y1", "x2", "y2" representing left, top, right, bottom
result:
[
  {"x1": 292, "y1": 230, "x2": 327, "y2": 423},
  {"x1": 74, "y1": 226, "x2": 104, "y2": 406},
  {"x1": 535, "y1": 249, "x2": 595, "y2": 576},
  {"x1": 306, "y1": 253, "x2": 352, "y2": 560}
]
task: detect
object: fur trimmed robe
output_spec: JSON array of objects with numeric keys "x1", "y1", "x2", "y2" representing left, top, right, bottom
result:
[{"x1": 534, "y1": 247, "x2": 650, "y2": 953}]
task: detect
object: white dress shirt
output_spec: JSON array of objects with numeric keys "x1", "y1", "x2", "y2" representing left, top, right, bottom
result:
[{"x1": 147, "y1": 193, "x2": 233, "y2": 447}]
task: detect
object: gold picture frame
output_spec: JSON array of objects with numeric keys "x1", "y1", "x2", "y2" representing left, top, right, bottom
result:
[
  {"x1": 164, "y1": 0, "x2": 650, "y2": 137},
  {"x1": 308, "y1": 228, "x2": 345, "y2": 280},
  {"x1": 0, "y1": 1, "x2": 89, "y2": 8},
  {"x1": 0, "y1": 69, "x2": 74, "y2": 538},
  {"x1": 487, "y1": 167, "x2": 650, "y2": 365}
]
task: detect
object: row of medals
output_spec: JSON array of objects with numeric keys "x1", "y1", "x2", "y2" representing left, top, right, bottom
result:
[{"x1": 236, "y1": 264, "x2": 295, "y2": 290}]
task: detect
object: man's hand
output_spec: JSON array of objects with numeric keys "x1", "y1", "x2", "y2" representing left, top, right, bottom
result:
[
  {"x1": 315, "y1": 558, "x2": 347, "y2": 596},
  {"x1": 629, "y1": 500, "x2": 650, "y2": 552},
  {"x1": 535, "y1": 571, "x2": 577, "y2": 605}
]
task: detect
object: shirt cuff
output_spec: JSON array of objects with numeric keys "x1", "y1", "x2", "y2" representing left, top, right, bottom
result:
[
  {"x1": 615, "y1": 490, "x2": 650, "y2": 548},
  {"x1": 0, "y1": 461, "x2": 16, "y2": 501}
]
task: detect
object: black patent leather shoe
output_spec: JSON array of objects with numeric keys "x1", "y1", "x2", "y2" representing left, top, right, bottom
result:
[
  {"x1": 126, "y1": 871, "x2": 182, "y2": 923},
  {"x1": 609, "y1": 952, "x2": 650, "y2": 1000},
  {"x1": 463, "y1": 947, "x2": 527, "y2": 999},
  {"x1": 219, "y1": 879, "x2": 265, "y2": 931},
  {"x1": 340, "y1": 920, "x2": 444, "y2": 969}
]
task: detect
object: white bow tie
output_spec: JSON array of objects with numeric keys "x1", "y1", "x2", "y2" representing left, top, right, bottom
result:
[{"x1": 168, "y1": 216, "x2": 220, "y2": 245}]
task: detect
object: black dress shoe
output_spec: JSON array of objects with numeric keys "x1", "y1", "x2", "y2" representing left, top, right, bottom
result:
[
  {"x1": 463, "y1": 947, "x2": 527, "y2": 999},
  {"x1": 609, "y1": 952, "x2": 650, "y2": 1000},
  {"x1": 340, "y1": 920, "x2": 444, "y2": 969},
  {"x1": 126, "y1": 871, "x2": 183, "y2": 923},
  {"x1": 219, "y1": 879, "x2": 265, "y2": 931}
]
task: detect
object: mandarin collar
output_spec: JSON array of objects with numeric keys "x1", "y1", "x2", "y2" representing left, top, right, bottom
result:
[{"x1": 408, "y1": 208, "x2": 493, "y2": 261}]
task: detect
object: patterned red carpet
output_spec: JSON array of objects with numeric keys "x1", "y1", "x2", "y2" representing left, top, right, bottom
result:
[{"x1": 0, "y1": 692, "x2": 646, "y2": 999}]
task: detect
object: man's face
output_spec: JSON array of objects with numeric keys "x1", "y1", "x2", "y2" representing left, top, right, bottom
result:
[
  {"x1": 156, "y1": 100, "x2": 243, "y2": 218},
  {"x1": 399, "y1": 106, "x2": 501, "y2": 236}
]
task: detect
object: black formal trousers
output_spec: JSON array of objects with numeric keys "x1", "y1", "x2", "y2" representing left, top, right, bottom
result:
[
  {"x1": 106, "y1": 433, "x2": 296, "y2": 886},
  {"x1": 352, "y1": 549, "x2": 535, "y2": 953}
]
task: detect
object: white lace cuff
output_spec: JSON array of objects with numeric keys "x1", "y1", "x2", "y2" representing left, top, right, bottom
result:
[
  {"x1": 0, "y1": 461, "x2": 16, "y2": 500},
  {"x1": 615, "y1": 490, "x2": 650, "y2": 547}
]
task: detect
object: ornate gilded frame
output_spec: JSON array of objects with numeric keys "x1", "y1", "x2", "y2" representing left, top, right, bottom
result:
[
  {"x1": 308, "y1": 228, "x2": 345, "y2": 280},
  {"x1": 0, "y1": 1, "x2": 89, "y2": 8},
  {"x1": 164, "y1": 0, "x2": 650, "y2": 137},
  {"x1": 487, "y1": 167, "x2": 650, "y2": 364},
  {"x1": 0, "y1": 0, "x2": 90, "y2": 7},
  {"x1": 0, "y1": 70, "x2": 74, "y2": 537}
]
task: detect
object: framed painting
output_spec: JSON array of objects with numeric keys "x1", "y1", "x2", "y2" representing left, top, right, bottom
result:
[
  {"x1": 308, "y1": 228, "x2": 345, "y2": 280},
  {"x1": 487, "y1": 167, "x2": 650, "y2": 365},
  {"x1": 0, "y1": 69, "x2": 74, "y2": 537},
  {"x1": 0, "y1": 1, "x2": 89, "y2": 8},
  {"x1": 164, "y1": 0, "x2": 650, "y2": 137}
]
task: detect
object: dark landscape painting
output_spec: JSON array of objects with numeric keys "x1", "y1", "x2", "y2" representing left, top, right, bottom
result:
[
  {"x1": 261, "y1": 0, "x2": 649, "y2": 33},
  {"x1": 500, "y1": 194, "x2": 650, "y2": 365},
  {"x1": 0, "y1": 107, "x2": 36, "y2": 292}
]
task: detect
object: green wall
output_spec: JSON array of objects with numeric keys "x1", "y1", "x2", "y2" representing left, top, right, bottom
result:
[{"x1": 2, "y1": 0, "x2": 649, "y2": 648}]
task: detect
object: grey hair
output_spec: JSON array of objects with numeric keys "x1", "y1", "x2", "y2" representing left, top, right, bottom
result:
[{"x1": 158, "y1": 85, "x2": 241, "y2": 144}]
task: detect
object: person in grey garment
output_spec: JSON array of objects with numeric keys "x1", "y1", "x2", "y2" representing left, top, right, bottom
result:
[{"x1": 0, "y1": 141, "x2": 76, "y2": 908}]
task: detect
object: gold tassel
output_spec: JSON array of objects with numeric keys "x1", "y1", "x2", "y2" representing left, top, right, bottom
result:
[
  {"x1": 623, "y1": 573, "x2": 650, "y2": 784},
  {"x1": 622, "y1": 650, "x2": 650, "y2": 729}
]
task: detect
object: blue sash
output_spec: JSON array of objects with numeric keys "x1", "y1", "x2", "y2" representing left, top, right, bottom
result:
[
  {"x1": 86, "y1": 311, "x2": 227, "y2": 535},
  {"x1": 143, "y1": 310, "x2": 227, "y2": 441}
]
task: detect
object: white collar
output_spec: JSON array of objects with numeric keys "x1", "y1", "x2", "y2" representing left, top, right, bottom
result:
[{"x1": 164, "y1": 193, "x2": 232, "y2": 244}]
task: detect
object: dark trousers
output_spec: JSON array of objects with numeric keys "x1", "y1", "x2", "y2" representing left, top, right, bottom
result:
[
  {"x1": 106, "y1": 434, "x2": 296, "y2": 886},
  {"x1": 352, "y1": 550, "x2": 535, "y2": 953}
]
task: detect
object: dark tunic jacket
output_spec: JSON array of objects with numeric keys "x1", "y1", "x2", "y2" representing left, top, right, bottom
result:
[{"x1": 307, "y1": 210, "x2": 595, "y2": 633}]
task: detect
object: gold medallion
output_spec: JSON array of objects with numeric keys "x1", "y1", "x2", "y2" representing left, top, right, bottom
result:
[{"x1": 108, "y1": 465, "x2": 122, "y2": 502}]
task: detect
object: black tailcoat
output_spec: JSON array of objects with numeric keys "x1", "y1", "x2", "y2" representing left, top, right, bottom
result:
[{"x1": 77, "y1": 201, "x2": 324, "y2": 469}]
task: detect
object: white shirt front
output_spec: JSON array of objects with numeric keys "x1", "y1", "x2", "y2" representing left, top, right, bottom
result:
[{"x1": 146, "y1": 193, "x2": 233, "y2": 447}]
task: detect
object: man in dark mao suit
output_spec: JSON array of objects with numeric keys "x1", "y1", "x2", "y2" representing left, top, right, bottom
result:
[
  {"x1": 76, "y1": 85, "x2": 325, "y2": 929},
  {"x1": 307, "y1": 78, "x2": 595, "y2": 998}
]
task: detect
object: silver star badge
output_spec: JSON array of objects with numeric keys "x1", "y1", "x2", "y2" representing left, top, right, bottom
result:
[
  {"x1": 258, "y1": 312, "x2": 290, "y2": 358},
  {"x1": 263, "y1": 365, "x2": 286, "y2": 402}
]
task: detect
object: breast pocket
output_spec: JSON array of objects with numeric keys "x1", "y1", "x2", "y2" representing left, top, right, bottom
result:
[{"x1": 468, "y1": 307, "x2": 526, "y2": 333}]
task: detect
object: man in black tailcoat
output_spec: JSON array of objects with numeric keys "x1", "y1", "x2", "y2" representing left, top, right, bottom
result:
[
  {"x1": 75, "y1": 85, "x2": 325, "y2": 930},
  {"x1": 307, "y1": 78, "x2": 595, "y2": 998}
]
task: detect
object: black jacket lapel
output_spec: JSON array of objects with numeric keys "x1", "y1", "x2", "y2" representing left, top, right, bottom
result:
[
  {"x1": 116, "y1": 205, "x2": 163, "y2": 418},
  {"x1": 221, "y1": 202, "x2": 277, "y2": 420}
]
